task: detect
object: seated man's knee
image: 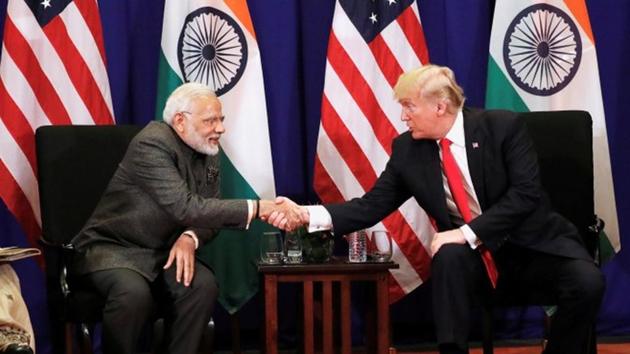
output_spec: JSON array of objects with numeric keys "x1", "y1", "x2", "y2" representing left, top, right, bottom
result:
[
  {"x1": 577, "y1": 262, "x2": 605, "y2": 303},
  {"x1": 108, "y1": 273, "x2": 153, "y2": 314},
  {"x1": 433, "y1": 244, "x2": 469, "y2": 264},
  {"x1": 563, "y1": 260, "x2": 605, "y2": 306},
  {"x1": 432, "y1": 244, "x2": 471, "y2": 272},
  {"x1": 191, "y1": 264, "x2": 219, "y2": 305}
]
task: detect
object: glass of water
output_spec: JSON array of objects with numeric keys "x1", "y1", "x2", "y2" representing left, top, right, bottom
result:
[
  {"x1": 369, "y1": 230, "x2": 392, "y2": 262},
  {"x1": 284, "y1": 229, "x2": 303, "y2": 264},
  {"x1": 260, "y1": 231, "x2": 284, "y2": 264},
  {"x1": 345, "y1": 230, "x2": 367, "y2": 263}
]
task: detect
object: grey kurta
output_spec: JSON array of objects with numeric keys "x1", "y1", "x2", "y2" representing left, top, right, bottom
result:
[{"x1": 71, "y1": 121, "x2": 248, "y2": 280}]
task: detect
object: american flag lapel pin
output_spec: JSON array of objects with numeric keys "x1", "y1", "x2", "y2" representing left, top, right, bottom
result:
[{"x1": 472, "y1": 142, "x2": 480, "y2": 149}]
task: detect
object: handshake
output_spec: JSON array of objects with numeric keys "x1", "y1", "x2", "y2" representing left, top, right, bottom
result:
[{"x1": 258, "y1": 197, "x2": 310, "y2": 232}]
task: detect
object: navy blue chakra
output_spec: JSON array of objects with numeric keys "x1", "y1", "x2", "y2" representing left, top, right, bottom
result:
[
  {"x1": 177, "y1": 7, "x2": 248, "y2": 96},
  {"x1": 502, "y1": 4, "x2": 581, "y2": 96}
]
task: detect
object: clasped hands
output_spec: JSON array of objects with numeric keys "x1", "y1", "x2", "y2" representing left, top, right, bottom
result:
[{"x1": 259, "y1": 197, "x2": 309, "y2": 232}]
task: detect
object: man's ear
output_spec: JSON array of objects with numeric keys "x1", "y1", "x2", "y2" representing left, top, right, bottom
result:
[
  {"x1": 436, "y1": 99, "x2": 448, "y2": 116},
  {"x1": 173, "y1": 113, "x2": 185, "y2": 133}
]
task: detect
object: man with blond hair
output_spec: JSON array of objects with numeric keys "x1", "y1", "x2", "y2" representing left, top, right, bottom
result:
[
  {"x1": 287, "y1": 65, "x2": 603, "y2": 354},
  {"x1": 71, "y1": 82, "x2": 300, "y2": 354}
]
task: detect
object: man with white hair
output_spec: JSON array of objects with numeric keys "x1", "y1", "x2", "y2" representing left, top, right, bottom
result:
[{"x1": 71, "y1": 82, "x2": 299, "y2": 354}]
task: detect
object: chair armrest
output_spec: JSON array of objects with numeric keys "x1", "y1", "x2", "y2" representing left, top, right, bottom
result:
[
  {"x1": 38, "y1": 238, "x2": 74, "y2": 299},
  {"x1": 587, "y1": 216, "x2": 605, "y2": 265}
]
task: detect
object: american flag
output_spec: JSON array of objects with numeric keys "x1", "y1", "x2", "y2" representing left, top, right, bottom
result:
[
  {"x1": 0, "y1": 0, "x2": 114, "y2": 248},
  {"x1": 313, "y1": 0, "x2": 434, "y2": 301}
]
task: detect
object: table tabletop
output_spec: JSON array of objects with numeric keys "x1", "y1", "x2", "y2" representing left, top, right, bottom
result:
[{"x1": 257, "y1": 256, "x2": 398, "y2": 274}]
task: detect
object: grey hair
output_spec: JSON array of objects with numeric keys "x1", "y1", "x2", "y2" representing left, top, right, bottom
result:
[{"x1": 162, "y1": 82, "x2": 217, "y2": 125}]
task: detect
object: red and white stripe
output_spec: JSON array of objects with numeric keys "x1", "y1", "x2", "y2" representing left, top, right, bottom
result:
[
  {"x1": 0, "y1": 0, "x2": 114, "y2": 248},
  {"x1": 314, "y1": 0, "x2": 434, "y2": 301}
]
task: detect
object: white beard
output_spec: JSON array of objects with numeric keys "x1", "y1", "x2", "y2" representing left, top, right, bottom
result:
[{"x1": 184, "y1": 128, "x2": 219, "y2": 156}]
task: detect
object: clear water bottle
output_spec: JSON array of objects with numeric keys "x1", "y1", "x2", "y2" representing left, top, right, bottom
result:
[{"x1": 345, "y1": 230, "x2": 367, "y2": 263}]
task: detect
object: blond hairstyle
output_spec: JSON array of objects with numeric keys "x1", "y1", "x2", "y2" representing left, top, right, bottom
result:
[
  {"x1": 393, "y1": 64, "x2": 465, "y2": 113},
  {"x1": 162, "y1": 82, "x2": 217, "y2": 125}
]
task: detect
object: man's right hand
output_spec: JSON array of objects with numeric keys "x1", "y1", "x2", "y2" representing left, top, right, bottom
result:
[{"x1": 259, "y1": 197, "x2": 308, "y2": 231}]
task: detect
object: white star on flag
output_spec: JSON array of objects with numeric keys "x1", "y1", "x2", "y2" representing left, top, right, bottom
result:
[
  {"x1": 369, "y1": 12, "x2": 378, "y2": 23},
  {"x1": 41, "y1": 0, "x2": 51, "y2": 8},
  {"x1": 388, "y1": 0, "x2": 397, "y2": 5}
]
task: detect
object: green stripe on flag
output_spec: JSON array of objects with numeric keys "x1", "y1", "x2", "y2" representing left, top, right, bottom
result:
[
  {"x1": 155, "y1": 51, "x2": 183, "y2": 120},
  {"x1": 598, "y1": 230, "x2": 615, "y2": 264},
  {"x1": 197, "y1": 151, "x2": 275, "y2": 313},
  {"x1": 485, "y1": 57, "x2": 529, "y2": 112}
]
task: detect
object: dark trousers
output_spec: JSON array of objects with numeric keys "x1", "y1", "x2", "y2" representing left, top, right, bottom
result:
[
  {"x1": 83, "y1": 261, "x2": 218, "y2": 354},
  {"x1": 431, "y1": 243, "x2": 604, "y2": 354}
]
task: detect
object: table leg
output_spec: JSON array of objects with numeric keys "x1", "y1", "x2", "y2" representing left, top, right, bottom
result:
[
  {"x1": 264, "y1": 275, "x2": 278, "y2": 354},
  {"x1": 340, "y1": 280, "x2": 351, "y2": 354},
  {"x1": 376, "y1": 273, "x2": 390, "y2": 354},
  {"x1": 323, "y1": 280, "x2": 333, "y2": 354},
  {"x1": 303, "y1": 280, "x2": 314, "y2": 354}
]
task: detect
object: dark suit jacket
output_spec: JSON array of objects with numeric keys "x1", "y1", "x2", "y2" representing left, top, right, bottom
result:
[
  {"x1": 71, "y1": 121, "x2": 249, "y2": 280},
  {"x1": 326, "y1": 107, "x2": 591, "y2": 267}
]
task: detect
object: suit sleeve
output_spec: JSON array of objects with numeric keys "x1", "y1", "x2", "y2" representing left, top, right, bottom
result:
[
  {"x1": 124, "y1": 132, "x2": 249, "y2": 232},
  {"x1": 325, "y1": 139, "x2": 412, "y2": 236},
  {"x1": 467, "y1": 117, "x2": 542, "y2": 250}
]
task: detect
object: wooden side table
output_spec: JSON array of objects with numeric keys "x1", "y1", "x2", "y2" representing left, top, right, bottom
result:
[{"x1": 258, "y1": 258, "x2": 398, "y2": 354}]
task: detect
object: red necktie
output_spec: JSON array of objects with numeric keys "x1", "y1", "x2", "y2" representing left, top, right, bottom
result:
[{"x1": 440, "y1": 138, "x2": 498, "y2": 288}]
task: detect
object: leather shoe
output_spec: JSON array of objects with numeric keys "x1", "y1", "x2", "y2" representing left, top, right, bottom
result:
[{"x1": 0, "y1": 344, "x2": 34, "y2": 354}]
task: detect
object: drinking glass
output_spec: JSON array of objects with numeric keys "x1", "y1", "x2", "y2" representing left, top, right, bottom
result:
[
  {"x1": 284, "y1": 230, "x2": 303, "y2": 264},
  {"x1": 345, "y1": 230, "x2": 367, "y2": 263},
  {"x1": 260, "y1": 231, "x2": 284, "y2": 264},
  {"x1": 369, "y1": 230, "x2": 392, "y2": 262}
]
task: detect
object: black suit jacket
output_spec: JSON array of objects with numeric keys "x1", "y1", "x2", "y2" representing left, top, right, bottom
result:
[
  {"x1": 326, "y1": 107, "x2": 591, "y2": 266},
  {"x1": 71, "y1": 121, "x2": 249, "y2": 280}
]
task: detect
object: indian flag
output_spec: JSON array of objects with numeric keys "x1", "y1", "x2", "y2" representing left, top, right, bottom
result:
[
  {"x1": 486, "y1": 0, "x2": 620, "y2": 260},
  {"x1": 156, "y1": 0, "x2": 275, "y2": 312}
]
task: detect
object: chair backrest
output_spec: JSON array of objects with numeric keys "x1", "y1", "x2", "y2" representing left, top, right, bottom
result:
[
  {"x1": 36, "y1": 125, "x2": 143, "y2": 245},
  {"x1": 519, "y1": 110, "x2": 596, "y2": 253}
]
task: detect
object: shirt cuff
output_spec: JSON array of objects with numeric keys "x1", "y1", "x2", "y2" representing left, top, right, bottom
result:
[
  {"x1": 182, "y1": 230, "x2": 199, "y2": 250},
  {"x1": 305, "y1": 205, "x2": 333, "y2": 233},
  {"x1": 460, "y1": 224, "x2": 481, "y2": 249},
  {"x1": 245, "y1": 199, "x2": 254, "y2": 230}
]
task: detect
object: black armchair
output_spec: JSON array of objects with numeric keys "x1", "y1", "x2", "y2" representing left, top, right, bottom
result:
[
  {"x1": 481, "y1": 110, "x2": 603, "y2": 354},
  {"x1": 36, "y1": 124, "x2": 141, "y2": 354},
  {"x1": 35, "y1": 125, "x2": 214, "y2": 354}
]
